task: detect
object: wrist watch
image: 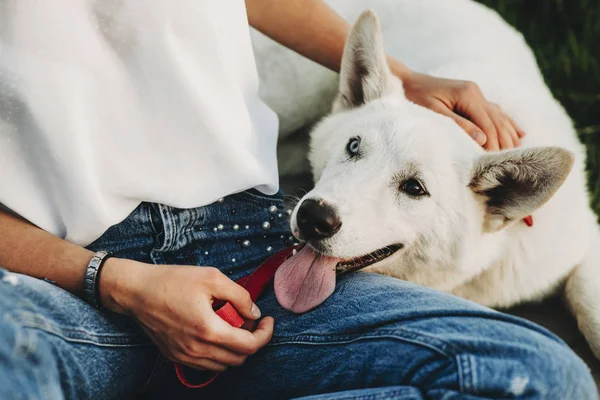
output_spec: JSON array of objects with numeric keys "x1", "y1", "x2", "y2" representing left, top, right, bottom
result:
[{"x1": 83, "y1": 250, "x2": 113, "y2": 309}]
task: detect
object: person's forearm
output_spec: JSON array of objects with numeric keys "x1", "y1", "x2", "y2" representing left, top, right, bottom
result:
[
  {"x1": 245, "y1": 0, "x2": 412, "y2": 78},
  {"x1": 0, "y1": 209, "x2": 94, "y2": 296}
]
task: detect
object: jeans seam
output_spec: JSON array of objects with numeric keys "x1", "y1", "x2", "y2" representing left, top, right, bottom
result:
[
  {"x1": 147, "y1": 204, "x2": 164, "y2": 262},
  {"x1": 9, "y1": 311, "x2": 153, "y2": 347},
  {"x1": 141, "y1": 353, "x2": 164, "y2": 393},
  {"x1": 270, "y1": 324, "x2": 472, "y2": 356},
  {"x1": 268, "y1": 329, "x2": 456, "y2": 358},
  {"x1": 8, "y1": 314, "x2": 38, "y2": 358},
  {"x1": 166, "y1": 206, "x2": 178, "y2": 252},
  {"x1": 348, "y1": 389, "x2": 419, "y2": 400},
  {"x1": 184, "y1": 206, "x2": 206, "y2": 246},
  {"x1": 147, "y1": 203, "x2": 159, "y2": 237},
  {"x1": 154, "y1": 204, "x2": 174, "y2": 252},
  {"x1": 469, "y1": 355, "x2": 477, "y2": 394},
  {"x1": 269, "y1": 330, "x2": 477, "y2": 398},
  {"x1": 293, "y1": 387, "x2": 423, "y2": 400},
  {"x1": 457, "y1": 354, "x2": 468, "y2": 394}
]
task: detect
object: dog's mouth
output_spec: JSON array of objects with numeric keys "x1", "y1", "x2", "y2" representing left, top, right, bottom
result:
[
  {"x1": 335, "y1": 244, "x2": 403, "y2": 275},
  {"x1": 274, "y1": 242, "x2": 403, "y2": 314}
]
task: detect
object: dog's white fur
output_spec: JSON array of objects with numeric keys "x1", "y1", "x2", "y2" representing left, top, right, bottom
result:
[{"x1": 252, "y1": 0, "x2": 600, "y2": 358}]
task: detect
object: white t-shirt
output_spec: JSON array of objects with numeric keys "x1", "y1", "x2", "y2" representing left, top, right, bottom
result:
[{"x1": 0, "y1": 0, "x2": 279, "y2": 245}]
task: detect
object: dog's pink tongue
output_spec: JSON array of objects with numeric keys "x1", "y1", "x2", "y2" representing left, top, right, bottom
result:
[{"x1": 274, "y1": 246, "x2": 338, "y2": 313}]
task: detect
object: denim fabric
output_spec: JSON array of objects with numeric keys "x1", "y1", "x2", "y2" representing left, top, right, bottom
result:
[{"x1": 0, "y1": 190, "x2": 596, "y2": 400}]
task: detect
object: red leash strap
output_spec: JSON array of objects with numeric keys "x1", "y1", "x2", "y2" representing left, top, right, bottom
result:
[{"x1": 174, "y1": 245, "x2": 301, "y2": 389}]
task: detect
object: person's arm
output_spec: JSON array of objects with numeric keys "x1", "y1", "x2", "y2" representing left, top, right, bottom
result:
[
  {"x1": 0, "y1": 209, "x2": 272, "y2": 371},
  {"x1": 0, "y1": 209, "x2": 94, "y2": 294},
  {"x1": 246, "y1": 0, "x2": 525, "y2": 151}
]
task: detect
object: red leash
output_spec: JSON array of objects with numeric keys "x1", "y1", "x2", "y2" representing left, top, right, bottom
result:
[{"x1": 174, "y1": 245, "x2": 301, "y2": 389}]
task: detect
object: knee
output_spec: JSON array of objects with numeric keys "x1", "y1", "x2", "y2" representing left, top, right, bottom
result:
[
  {"x1": 0, "y1": 316, "x2": 64, "y2": 399},
  {"x1": 456, "y1": 338, "x2": 597, "y2": 399},
  {"x1": 523, "y1": 343, "x2": 597, "y2": 399}
]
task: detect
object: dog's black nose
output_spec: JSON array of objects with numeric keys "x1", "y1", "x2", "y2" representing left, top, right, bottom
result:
[{"x1": 297, "y1": 198, "x2": 342, "y2": 240}]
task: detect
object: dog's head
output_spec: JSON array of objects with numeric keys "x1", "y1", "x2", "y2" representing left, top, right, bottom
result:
[{"x1": 273, "y1": 10, "x2": 574, "y2": 313}]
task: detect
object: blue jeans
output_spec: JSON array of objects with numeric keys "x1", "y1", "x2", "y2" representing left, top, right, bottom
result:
[{"x1": 0, "y1": 190, "x2": 596, "y2": 399}]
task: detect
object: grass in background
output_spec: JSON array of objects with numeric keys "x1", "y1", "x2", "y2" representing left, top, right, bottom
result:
[{"x1": 477, "y1": 0, "x2": 600, "y2": 217}]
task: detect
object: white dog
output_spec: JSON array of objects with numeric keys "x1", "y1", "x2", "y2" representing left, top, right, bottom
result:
[{"x1": 253, "y1": 1, "x2": 600, "y2": 360}]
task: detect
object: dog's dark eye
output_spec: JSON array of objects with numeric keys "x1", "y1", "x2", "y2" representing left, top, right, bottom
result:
[
  {"x1": 401, "y1": 179, "x2": 427, "y2": 196},
  {"x1": 346, "y1": 137, "x2": 361, "y2": 157}
]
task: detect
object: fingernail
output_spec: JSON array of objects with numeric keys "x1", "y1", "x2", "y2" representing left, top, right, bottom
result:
[
  {"x1": 473, "y1": 131, "x2": 487, "y2": 145},
  {"x1": 251, "y1": 303, "x2": 261, "y2": 319}
]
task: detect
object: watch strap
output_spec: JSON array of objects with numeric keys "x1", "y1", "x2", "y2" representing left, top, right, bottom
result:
[{"x1": 83, "y1": 250, "x2": 112, "y2": 308}]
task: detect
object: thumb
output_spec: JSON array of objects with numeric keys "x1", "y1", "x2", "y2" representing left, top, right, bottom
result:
[
  {"x1": 211, "y1": 272, "x2": 261, "y2": 321},
  {"x1": 432, "y1": 104, "x2": 487, "y2": 146},
  {"x1": 452, "y1": 115, "x2": 487, "y2": 146}
]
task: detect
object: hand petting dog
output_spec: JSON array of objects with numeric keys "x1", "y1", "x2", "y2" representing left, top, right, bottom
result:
[{"x1": 391, "y1": 65, "x2": 526, "y2": 151}]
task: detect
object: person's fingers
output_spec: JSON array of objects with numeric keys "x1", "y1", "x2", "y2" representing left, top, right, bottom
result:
[
  {"x1": 431, "y1": 103, "x2": 487, "y2": 146},
  {"x1": 250, "y1": 315, "x2": 275, "y2": 346},
  {"x1": 508, "y1": 115, "x2": 526, "y2": 139},
  {"x1": 471, "y1": 109, "x2": 499, "y2": 151},
  {"x1": 490, "y1": 102, "x2": 526, "y2": 139},
  {"x1": 489, "y1": 103, "x2": 523, "y2": 148},
  {"x1": 142, "y1": 319, "x2": 249, "y2": 369},
  {"x1": 455, "y1": 104, "x2": 499, "y2": 151},
  {"x1": 509, "y1": 127, "x2": 521, "y2": 148},
  {"x1": 496, "y1": 120, "x2": 515, "y2": 149},
  {"x1": 497, "y1": 128, "x2": 514, "y2": 149},
  {"x1": 204, "y1": 267, "x2": 261, "y2": 321},
  {"x1": 211, "y1": 315, "x2": 273, "y2": 355},
  {"x1": 204, "y1": 345, "x2": 248, "y2": 366},
  {"x1": 489, "y1": 105, "x2": 519, "y2": 149},
  {"x1": 175, "y1": 357, "x2": 229, "y2": 372},
  {"x1": 453, "y1": 83, "x2": 501, "y2": 150},
  {"x1": 198, "y1": 308, "x2": 274, "y2": 355},
  {"x1": 177, "y1": 340, "x2": 248, "y2": 366},
  {"x1": 144, "y1": 329, "x2": 229, "y2": 371}
]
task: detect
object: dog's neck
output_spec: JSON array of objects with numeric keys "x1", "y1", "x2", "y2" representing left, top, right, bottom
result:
[{"x1": 368, "y1": 203, "x2": 511, "y2": 292}]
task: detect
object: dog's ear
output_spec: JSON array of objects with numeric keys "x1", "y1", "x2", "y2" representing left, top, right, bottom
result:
[
  {"x1": 469, "y1": 147, "x2": 574, "y2": 232},
  {"x1": 333, "y1": 10, "x2": 403, "y2": 112}
]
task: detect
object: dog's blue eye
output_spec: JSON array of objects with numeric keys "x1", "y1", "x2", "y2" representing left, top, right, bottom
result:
[
  {"x1": 402, "y1": 179, "x2": 427, "y2": 196},
  {"x1": 346, "y1": 137, "x2": 361, "y2": 157}
]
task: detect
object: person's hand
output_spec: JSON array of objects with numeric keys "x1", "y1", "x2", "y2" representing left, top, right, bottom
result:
[
  {"x1": 398, "y1": 70, "x2": 525, "y2": 151},
  {"x1": 99, "y1": 259, "x2": 274, "y2": 372}
]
